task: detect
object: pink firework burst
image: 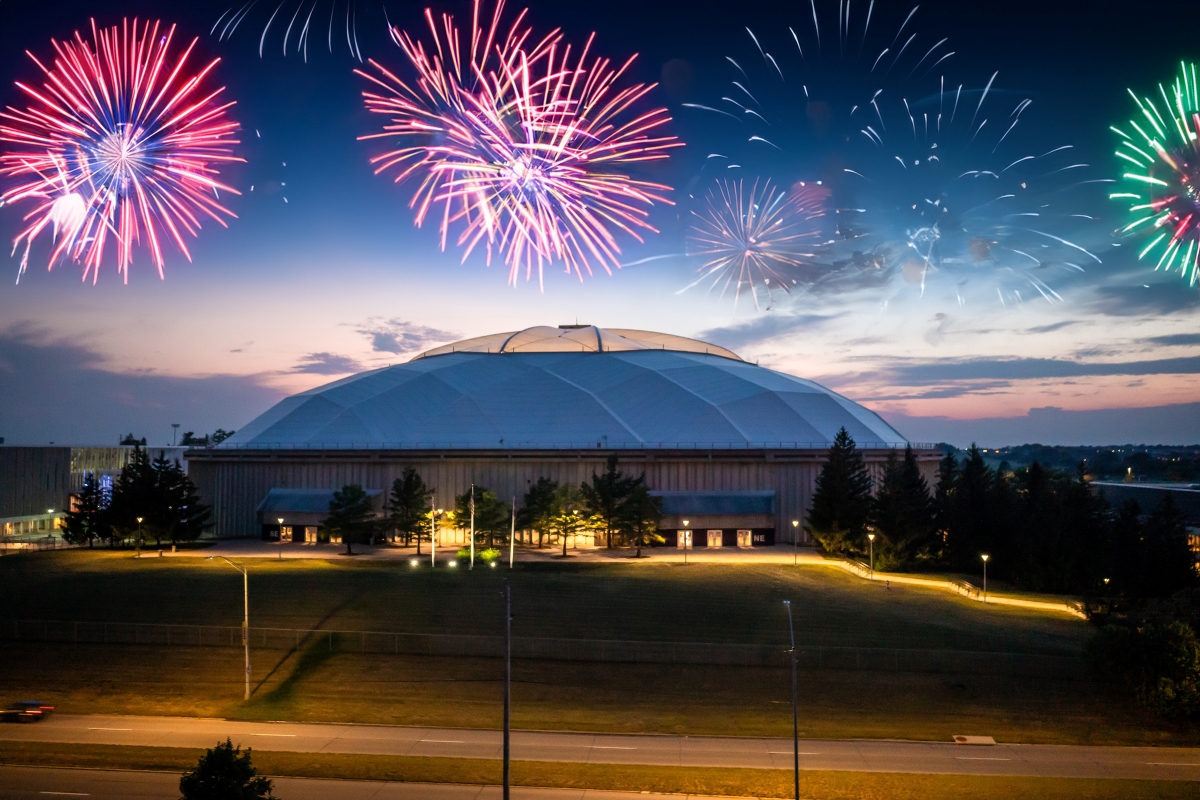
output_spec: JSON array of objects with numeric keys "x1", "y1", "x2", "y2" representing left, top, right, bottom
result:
[
  {"x1": 0, "y1": 18, "x2": 242, "y2": 283},
  {"x1": 357, "y1": 0, "x2": 681, "y2": 288}
]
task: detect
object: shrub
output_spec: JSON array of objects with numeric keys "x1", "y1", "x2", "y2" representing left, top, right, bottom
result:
[
  {"x1": 1089, "y1": 620, "x2": 1200, "y2": 719},
  {"x1": 179, "y1": 738, "x2": 273, "y2": 800}
]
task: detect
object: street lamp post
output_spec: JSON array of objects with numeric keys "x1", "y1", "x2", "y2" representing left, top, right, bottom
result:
[
  {"x1": 509, "y1": 496, "x2": 516, "y2": 570},
  {"x1": 208, "y1": 556, "x2": 250, "y2": 701},
  {"x1": 470, "y1": 484, "x2": 475, "y2": 570},
  {"x1": 783, "y1": 599, "x2": 799, "y2": 800},
  {"x1": 681, "y1": 519, "x2": 690, "y2": 565},
  {"x1": 136, "y1": 517, "x2": 143, "y2": 558},
  {"x1": 867, "y1": 531, "x2": 876, "y2": 580},
  {"x1": 981, "y1": 554, "x2": 989, "y2": 603},
  {"x1": 791, "y1": 519, "x2": 799, "y2": 566},
  {"x1": 171, "y1": 423, "x2": 180, "y2": 445},
  {"x1": 277, "y1": 518, "x2": 284, "y2": 560},
  {"x1": 502, "y1": 581, "x2": 512, "y2": 800},
  {"x1": 431, "y1": 504, "x2": 443, "y2": 568}
]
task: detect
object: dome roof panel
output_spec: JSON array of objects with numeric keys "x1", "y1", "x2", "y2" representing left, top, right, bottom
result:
[{"x1": 223, "y1": 327, "x2": 907, "y2": 450}]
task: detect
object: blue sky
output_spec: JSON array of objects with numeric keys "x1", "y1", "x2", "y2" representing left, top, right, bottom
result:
[{"x1": 1, "y1": 0, "x2": 1199, "y2": 447}]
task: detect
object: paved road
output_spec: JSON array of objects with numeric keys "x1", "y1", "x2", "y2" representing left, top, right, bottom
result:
[
  {"x1": 0, "y1": 766, "x2": 737, "y2": 800},
  {"x1": 2, "y1": 715, "x2": 1199, "y2": 781}
]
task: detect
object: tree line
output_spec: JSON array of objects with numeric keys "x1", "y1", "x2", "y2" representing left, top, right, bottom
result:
[
  {"x1": 807, "y1": 428, "x2": 1197, "y2": 599},
  {"x1": 62, "y1": 446, "x2": 211, "y2": 548},
  {"x1": 323, "y1": 457, "x2": 663, "y2": 556}
]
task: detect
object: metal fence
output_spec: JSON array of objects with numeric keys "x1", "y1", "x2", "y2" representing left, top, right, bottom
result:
[{"x1": 0, "y1": 619, "x2": 1081, "y2": 677}]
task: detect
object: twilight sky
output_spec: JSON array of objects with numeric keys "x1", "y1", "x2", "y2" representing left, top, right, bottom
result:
[{"x1": 1, "y1": 0, "x2": 1199, "y2": 447}]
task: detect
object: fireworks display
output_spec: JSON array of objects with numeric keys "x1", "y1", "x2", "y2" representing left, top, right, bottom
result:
[
  {"x1": 356, "y1": 0, "x2": 680, "y2": 288},
  {"x1": 686, "y1": 179, "x2": 827, "y2": 309},
  {"x1": 0, "y1": 18, "x2": 242, "y2": 283},
  {"x1": 849, "y1": 75, "x2": 1104, "y2": 306},
  {"x1": 211, "y1": 1, "x2": 367, "y2": 62},
  {"x1": 1111, "y1": 62, "x2": 1200, "y2": 288}
]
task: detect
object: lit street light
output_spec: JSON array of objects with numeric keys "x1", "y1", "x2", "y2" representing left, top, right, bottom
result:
[
  {"x1": 791, "y1": 519, "x2": 799, "y2": 566},
  {"x1": 277, "y1": 517, "x2": 284, "y2": 560},
  {"x1": 867, "y1": 529, "x2": 876, "y2": 580},
  {"x1": 981, "y1": 554, "x2": 990, "y2": 603},
  {"x1": 783, "y1": 599, "x2": 799, "y2": 800},
  {"x1": 681, "y1": 519, "x2": 690, "y2": 565},
  {"x1": 207, "y1": 556, "x2": 251, "y2": 701},
  {"x1": 136, "y1": 517, "x2": 144, "y2": 558},
  {"x1": 469, "y1": 483, "x2": 475, "y2": 571}
]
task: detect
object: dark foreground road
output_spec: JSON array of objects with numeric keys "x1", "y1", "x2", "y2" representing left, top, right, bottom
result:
[{"x1": 2, "y1": 715, "x2": 1199, "y2": 781}]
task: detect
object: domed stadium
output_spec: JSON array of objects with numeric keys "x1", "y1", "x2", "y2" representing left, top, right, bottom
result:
[{"x1": 188, "y1": 326, "x2": 936, "y2": 545}]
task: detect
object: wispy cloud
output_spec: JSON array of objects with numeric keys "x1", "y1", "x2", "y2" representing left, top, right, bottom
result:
[
  {"x1": 1142, "y1": 333, "x2": 1200, "y2": 347},
  {"x1": 355, "y1": 319, "x2": 459, "y2": 355},
  {"x1": 290, "y1": 352, "x2": 363, "y2": 375},
  {"x1": 878, "y1": 354, "x2": 1200, "y2": 384},
  {"x1": 701, "y1": 312, "x2": 846, "y2": 351}
]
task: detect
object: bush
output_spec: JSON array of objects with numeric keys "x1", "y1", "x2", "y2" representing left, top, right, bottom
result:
[
  {"x1": 479, "y1": 547, "x2": 501, "y2": 563},
  {"x1": 1089, "y1": 620, "x2": 1200, "y2": 719},
  {"x1": 179, "y1": 738, "x2": 273, "y2": 800}
]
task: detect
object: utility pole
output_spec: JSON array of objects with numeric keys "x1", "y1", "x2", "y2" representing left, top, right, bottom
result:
[
  {"x1": 783, "y1": 599, "x2": 799, "y2": 800},
  {"x1": 509, "y1": 496, "x2": 516, "y2": 569},
  {"x1": 470, "y1": 484, "x2": 475, "y2": 570},
  {"x1": 209, "y1": 557, "x2": 250, "y2": 701},
  {"x1": 431, "y1": 494, "x2": 437, "y2": 568},
  {"x1": 503, "y1": 581, "x2": 512, "y2": 800}
]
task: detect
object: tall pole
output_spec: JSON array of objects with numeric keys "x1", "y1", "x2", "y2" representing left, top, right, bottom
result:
[
  {"x1": 791, "y1": 519, "x2": 799, "y2": 566},
  {"x1": 431, "y1": 495, "x2": 437, "y2": 568},
  {"x1": 784, "y1": 600, "x2": 799, "y2": 800},
  {"x1": 509, "y1": 497, "x2": 516, "y2": 569},
  {"x1": 981, "y1": 554, "x2": 989, "y2": 603},
  {"x1": 470, "y1": 484, "x2": 475, "y2": 570},
  {"x1": 242, "y1": 566, "x2": 250, "y2": 701},
  {"x1": 868, "y1": 534, "x2": 875, "y2": 580},
  {"x1": 503, "y1": 581, "x2": 512, "y2": 800}
]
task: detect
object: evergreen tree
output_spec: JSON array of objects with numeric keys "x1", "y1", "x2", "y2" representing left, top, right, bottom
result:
[
  {"x1": 580, "y1": 456, "x2": 641, "y2": 548},
  {"x1": 805, "y1": 427, "x2": 873, "y2": 556},
  {"x1": 163, "y1": 459, "x2": 211, "y2": 545},
  {"x1": 385, "y1": 468, "x2": 432, "y2": 548},
  {"x1": 454, "y1": 486, "x2": 511, "y2": 548},
  {"x1": 179, "y1": 738, "x2": 273, "y2": 800},
  {"x1": 106, "y1": 445, "x2": 156, "y2": 547},
  {"x1": 945, "y1": 445, "x2": 994, "y2": 570},
  {"x1": 1142, "y1": 493, "x2": 1197, "y2": 597},
  {"x1": 870, "y1": 446, "x2": 935, "y2": 569},
  {"x1": 62, "y1": 471, "x2": 107, "y2": 548},
  {"x1": 518, "y1": 477, "x2": 559, "y2": 547},
  {"x1": 323, "y1": 484, "x2": 378, "y2": 555},
  {"x1": 620, "y1": 483, "x2": 664, "y2": 557},
  {"x1": 544, "y1": 484, "x2": 603, "y2": 557}
]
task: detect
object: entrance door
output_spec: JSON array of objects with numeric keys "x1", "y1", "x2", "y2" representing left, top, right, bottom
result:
[
  {"x1": 707, "y1": 530, "x2": 723, "y2": 548},
  {"x1": 677, "y1": 530, "x2": 692, "y2": 549},
  {"x1": 280, "y1": 526, "x2": 293, "y2": 543},
  {"x1": 737, "y1": 529, "x2": 752, "y2": 548}
]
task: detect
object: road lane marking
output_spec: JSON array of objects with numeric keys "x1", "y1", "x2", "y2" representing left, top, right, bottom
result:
[
  {"x1": 1147, "y1": 762, "x2": 1200, "y2": 766},
  {"x1": 420, "y1": 739, "x2": 465, "y2": 744},
  {"x1": 252, "y1": 733, "x2": 297, "y2": 738},
  {"x1": 87, "y1": 727, "x2": 132, "y2": 731},
  {"x1": 955, "y1": 757, "x2": 1010, "y2": 761},
  {"x1": 769, "y1": 751, "x2": 821, "y2": 755},
  {"x1": 39, "y1": 793, "x2": 90, "y2": 797},
  {"x1": 592, "y1": 746, "x2": 636, "y2": 750}
]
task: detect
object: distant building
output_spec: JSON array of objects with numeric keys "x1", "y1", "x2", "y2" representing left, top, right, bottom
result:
[
  {"x1": 187, "y1": 326, "x2": 940, "y2": 545},
  {"x1": 1091, "y1": 481, "x2": 1200, "y2": 564},
  {"x1": 0, "y1": 446, "x2": 187, "y2": 539}
]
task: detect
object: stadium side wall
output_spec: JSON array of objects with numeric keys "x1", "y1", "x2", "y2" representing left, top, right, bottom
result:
[{"x1": 187, "y1": 448, "x2": 941, "y2": 543}]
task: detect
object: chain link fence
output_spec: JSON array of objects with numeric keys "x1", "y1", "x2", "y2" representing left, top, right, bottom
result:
[{"x1": 1, "y1": 618, "x2": 1081, "y2": 676}]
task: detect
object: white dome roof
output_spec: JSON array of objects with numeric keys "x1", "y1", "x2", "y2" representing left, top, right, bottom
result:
[{"x1": 224, "y1": 327, "x2": 906, "y2": 450}]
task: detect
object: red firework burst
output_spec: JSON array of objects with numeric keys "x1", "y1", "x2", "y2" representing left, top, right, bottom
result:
[
  {"x1": 0, "y1": 18, "x2": 242, "y2": 283},
  {"x1": 357, "y1": 0, "x2": 680, "y2": 288}
]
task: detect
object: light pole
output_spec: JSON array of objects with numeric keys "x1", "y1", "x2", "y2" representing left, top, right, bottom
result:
[
  {"x1": 509, "y1": 496, "x2": 516, "y2": 569},
  {"x1": 431, "y1": 505, "x2": 443, "y2": 568},
  {"x1": 171, "y1": 423, "x2": 180, "y2": 445},
  {"x1": 469, "y1": 484, "x2": 475, "y2": 570},
  {"x1": 981, "y1": 554, "x2": 989, "y2": 603},
  {"x1": 136, "y1": 517, "x2": 143, "y2": 558},
  {"x1": 208, "y1": 556, "x2": 250, "y2": 701},
  {"x1": 867, "y1": 530, "x2": 876, "y2": 580},
  {"x1": 681, "y1": 519, "x2": 690, "y2": 565},
  {"x1": 791, "y1": 519, "x2": 799, "y2": 565},
  {"x1": 277, "y1": 518, "x2": 284, "y2": 560},
  {"x1": 502, "y1": 581, "x2": 512, "y2": 800},
  {"x1": 783, "y1": 599, "x2": 799, "y2": 800}
]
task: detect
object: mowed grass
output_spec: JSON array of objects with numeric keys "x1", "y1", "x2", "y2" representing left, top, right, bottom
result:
[
  {"x1": 0, "y1": 549, "x2": 1083, "y2": 652},
  {"x1": 2, "y1": 550, "x2": 1193, "y2": 745},
  {"x1": 0, "y1": 742, "x2": 1195, "y2": 800}
]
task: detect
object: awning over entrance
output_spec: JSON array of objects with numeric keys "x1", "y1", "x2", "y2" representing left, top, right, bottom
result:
[{"x1": 255, "y1": 488, "x2": 383, "y2": 527}]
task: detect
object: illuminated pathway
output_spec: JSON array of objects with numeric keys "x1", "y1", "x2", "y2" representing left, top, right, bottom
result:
[{"x1": 2, "y1": 715, "x2": 1198, "y2": 781}]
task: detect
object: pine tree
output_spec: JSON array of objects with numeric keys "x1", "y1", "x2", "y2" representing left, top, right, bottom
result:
[
  {"x1": 620, "y1": 483, "x2": 664, "y2": 557},
  {"x1": 324, "y1": 484, "x2": 378, "y2": 555},
  {"x1": 454, "y1": 486, "x2": 511, "y2": 548},
  {"x1": 518, "y1": 477, "x2": 559, "y2": 547},
  {"x1": 385, "y1": 468, "x2": 432, "y2": 548},
  {"x1": 62, "y1": 471, "x2": 107, "y2": 548},
  {"x1": 806, "y1": 427, "x2": 873, "y2": 556},
  {"x1": 1142, "y1": 493, "x2": 1197, "y2": 597},
  {"x1": 179, "y1": 738, "x2": 273, "y2": 800},
  {"x1": 870, "y1": 446, "x2": 935, "y2": 569},
  {"x1": 580, "y1": 456, "x2": 641, "y2": 548}
]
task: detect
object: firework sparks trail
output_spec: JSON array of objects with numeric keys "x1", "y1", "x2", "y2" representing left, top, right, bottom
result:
[
  {"x1": 1111, "y1": 61, "x2": 1200, "y2": 288},
  {"x1": 0, "y1": 18, "x2": 243, "y2": 284},
  {"x1": 357, "y1": 0, "x2": 680, "y2": 288},
  {"x1": 685, "y1": 178, "x2": 827, "y2": 309},
  {"x1": 211, "y1": 1, "x2": 364, "y2": 62},
  {"x1": 848, "y1": 74, "x2": 1103, "y2": 307}
]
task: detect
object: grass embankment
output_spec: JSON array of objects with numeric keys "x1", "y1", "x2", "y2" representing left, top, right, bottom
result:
[
  {"x1": 1, "y1": 550, "x2": 1193, "y2": 745},
  {"x1": 0, "y1": 742, "x2": 1193, "y2": 800}
]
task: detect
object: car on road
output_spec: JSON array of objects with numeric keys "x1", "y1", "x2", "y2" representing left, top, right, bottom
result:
[{"x1": 0, "y1": 701, "x2": 54, "y2": 723}]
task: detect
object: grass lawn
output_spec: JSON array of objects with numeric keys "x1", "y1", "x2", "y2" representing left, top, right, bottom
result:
[
  {"x1": 0, "y1": 741, "x2": 1194, "y2": 799},
  {"x1": 1, "y1": 550, "x2": 1193, "y2": 745}
]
